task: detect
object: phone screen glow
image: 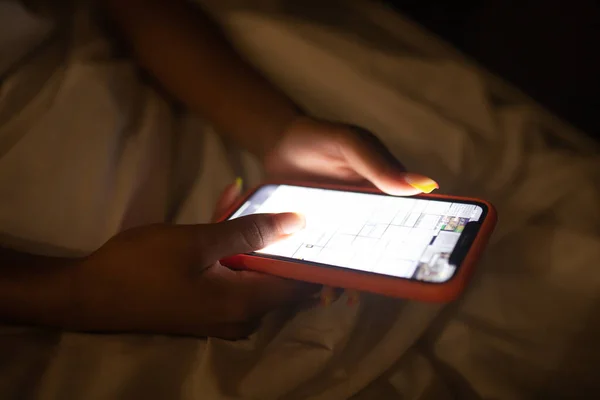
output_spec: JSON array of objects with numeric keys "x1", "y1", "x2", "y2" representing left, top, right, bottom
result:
[{"x1": 228, "y1": 184, "x2": 484, "y2": 283}]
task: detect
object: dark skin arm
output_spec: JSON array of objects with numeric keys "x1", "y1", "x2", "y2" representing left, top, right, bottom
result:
[
  {"x1": 0, "y1": 249, "x2": 74, "y2": 327},
  {"x1": 102, "y1": 0, "x2": 438, "y2": 196},
  {"x1": 0, "y1": 0, "x2": 304, "y2": 333},
  {"x1": 104, "y1": 0, "x2": 301, "y2": 160},
  {"x1": 0, "y1": 0, "x2": 438, "y2": 331},
  {"x1": 0, "y1": 183, "x2": 312, "y2": 338}
]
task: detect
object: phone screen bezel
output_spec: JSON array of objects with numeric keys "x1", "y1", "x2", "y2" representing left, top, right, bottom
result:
[{"x1": 225, "y1": 183, "x2": 489, "y2": 285}]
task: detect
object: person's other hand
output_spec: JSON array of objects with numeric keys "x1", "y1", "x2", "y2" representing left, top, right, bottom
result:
[
  {"x1": 264, "y1": 117, "x2": 440, "y2": 307},
  {"x1": 264, "y1": 117, "x2": 439, "y2": 195},
  {"x1": 65, "y1": 183, "x2": 313, "y2": 339}
]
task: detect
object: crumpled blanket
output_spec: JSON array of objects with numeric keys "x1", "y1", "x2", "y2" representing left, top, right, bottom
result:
[{"x1": 1, "y1": 1, "x2": 599, "y2": 399}]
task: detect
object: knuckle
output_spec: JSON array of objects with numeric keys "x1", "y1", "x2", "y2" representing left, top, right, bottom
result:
[
  {"x1": 336, "y1": 128, "x2": 362, "y2": 150},
  {"x1": 188, "y1": 226, "x2": 214, "y2": 266},
  {"x1": 240, "y1": 217, "x2": 269, "y2": 250}
]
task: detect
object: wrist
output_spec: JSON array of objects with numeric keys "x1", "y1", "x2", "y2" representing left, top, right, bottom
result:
[
  {"x1": 254, "y1": 108, "x2": 304, "y2": 162},
  {"x1": 0, "y1": 248, "x2": 81, "y2": 328},
  {"x1": 258, "y1": 112, "x2": 315, "y2": 164}
]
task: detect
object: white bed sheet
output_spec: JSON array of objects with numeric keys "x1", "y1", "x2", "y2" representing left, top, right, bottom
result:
[{"x1": 1, "y1": 1, "x2": 599, "y2": 399}]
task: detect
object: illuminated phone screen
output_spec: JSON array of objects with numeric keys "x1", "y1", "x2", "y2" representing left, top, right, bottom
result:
[{"x1": 228, "y1": 184, "x2": 486, "y2": 283}]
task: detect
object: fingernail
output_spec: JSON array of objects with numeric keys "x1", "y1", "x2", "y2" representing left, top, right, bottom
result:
[
  {"x1": 278, "y1": 212, "x2": 306, "y2": 235},
  {"x1": 320, "y1": 286, "x2": 335, "y2": 307},
  {"x1": 235, "y1": 177, "x2": 243, "y2": 191},
  {"x1": 404, "y1": 173, "x2": 439, "y2": 194},
  {"x1": 346, "y1": 290, "x2": 360, "y2": 306}
]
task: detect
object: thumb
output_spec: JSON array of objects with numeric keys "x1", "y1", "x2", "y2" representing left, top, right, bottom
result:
[{"x1": 202, "y1": 213, "x2": 305, "y2": 260}]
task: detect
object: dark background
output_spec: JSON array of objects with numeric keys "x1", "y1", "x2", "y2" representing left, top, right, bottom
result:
[{"x1": 383, "y1": 0, "x2": 600, "y2": 139}]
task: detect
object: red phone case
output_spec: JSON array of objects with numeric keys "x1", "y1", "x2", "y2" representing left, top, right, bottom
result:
[{"x1": 219, "y1": 181, "x2": 497, "y2": 303}]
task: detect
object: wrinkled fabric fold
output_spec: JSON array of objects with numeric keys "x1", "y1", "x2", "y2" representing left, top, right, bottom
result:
[{"x1": 1, "y1": 1, "x2": 598, "y2": 399}]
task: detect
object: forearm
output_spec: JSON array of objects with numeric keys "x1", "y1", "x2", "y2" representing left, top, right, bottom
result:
[
  {"x1": 0, "y1": 248, "x2": 75, "y2": 328},
  {"x1": 105, "y1": 0, "x2": 301, "y2": 159}
]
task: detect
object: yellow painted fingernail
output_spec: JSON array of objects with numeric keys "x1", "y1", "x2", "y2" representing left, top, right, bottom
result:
[
  {"x1": 235, "y1": 177, "x2": 243, "y2": 190},
  {"x1": 404, "y1": 173, "x2": 439, "y2": 194}
]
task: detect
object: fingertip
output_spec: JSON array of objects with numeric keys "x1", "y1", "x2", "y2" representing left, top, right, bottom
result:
[
  {"x1": 376, "y1": 173, "x2": 439, "y2": 196},
  {"x1": 380, "y1": 183, "x2": 423, "y2": 197},
  {"x1": 276, "y1": 212, "x2": 306, "y2": 235},
  {"x1": 403, "y1": 173, "x2": 439, "y2": 194},
  {"x1": 346, "y1": 290, "x2": 360, "y2": 306},
  {"x1": 319, "y1": 286, "x2": 335, "y2": 307}
]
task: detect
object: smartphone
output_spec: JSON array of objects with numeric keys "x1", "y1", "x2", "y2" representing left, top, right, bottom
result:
[{"x1": 220, "y1": 182, "x2": 497, "y2": 302}]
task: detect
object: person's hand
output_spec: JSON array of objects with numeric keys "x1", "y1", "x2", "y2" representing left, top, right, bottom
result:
[
  {"x1": 263, "y1": 117, "x2": 439, "y2": 195},
  {"x1": 263, "y1": 117, "x2": 440, "y2": 307},
  {"x1": 63, "y1": 184, "x2": 314, "y2": 339}
]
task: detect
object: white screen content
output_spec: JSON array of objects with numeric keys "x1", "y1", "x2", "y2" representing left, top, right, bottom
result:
[{"x1": 229, "y1": 185, "x2": 483, "y2": 282}]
